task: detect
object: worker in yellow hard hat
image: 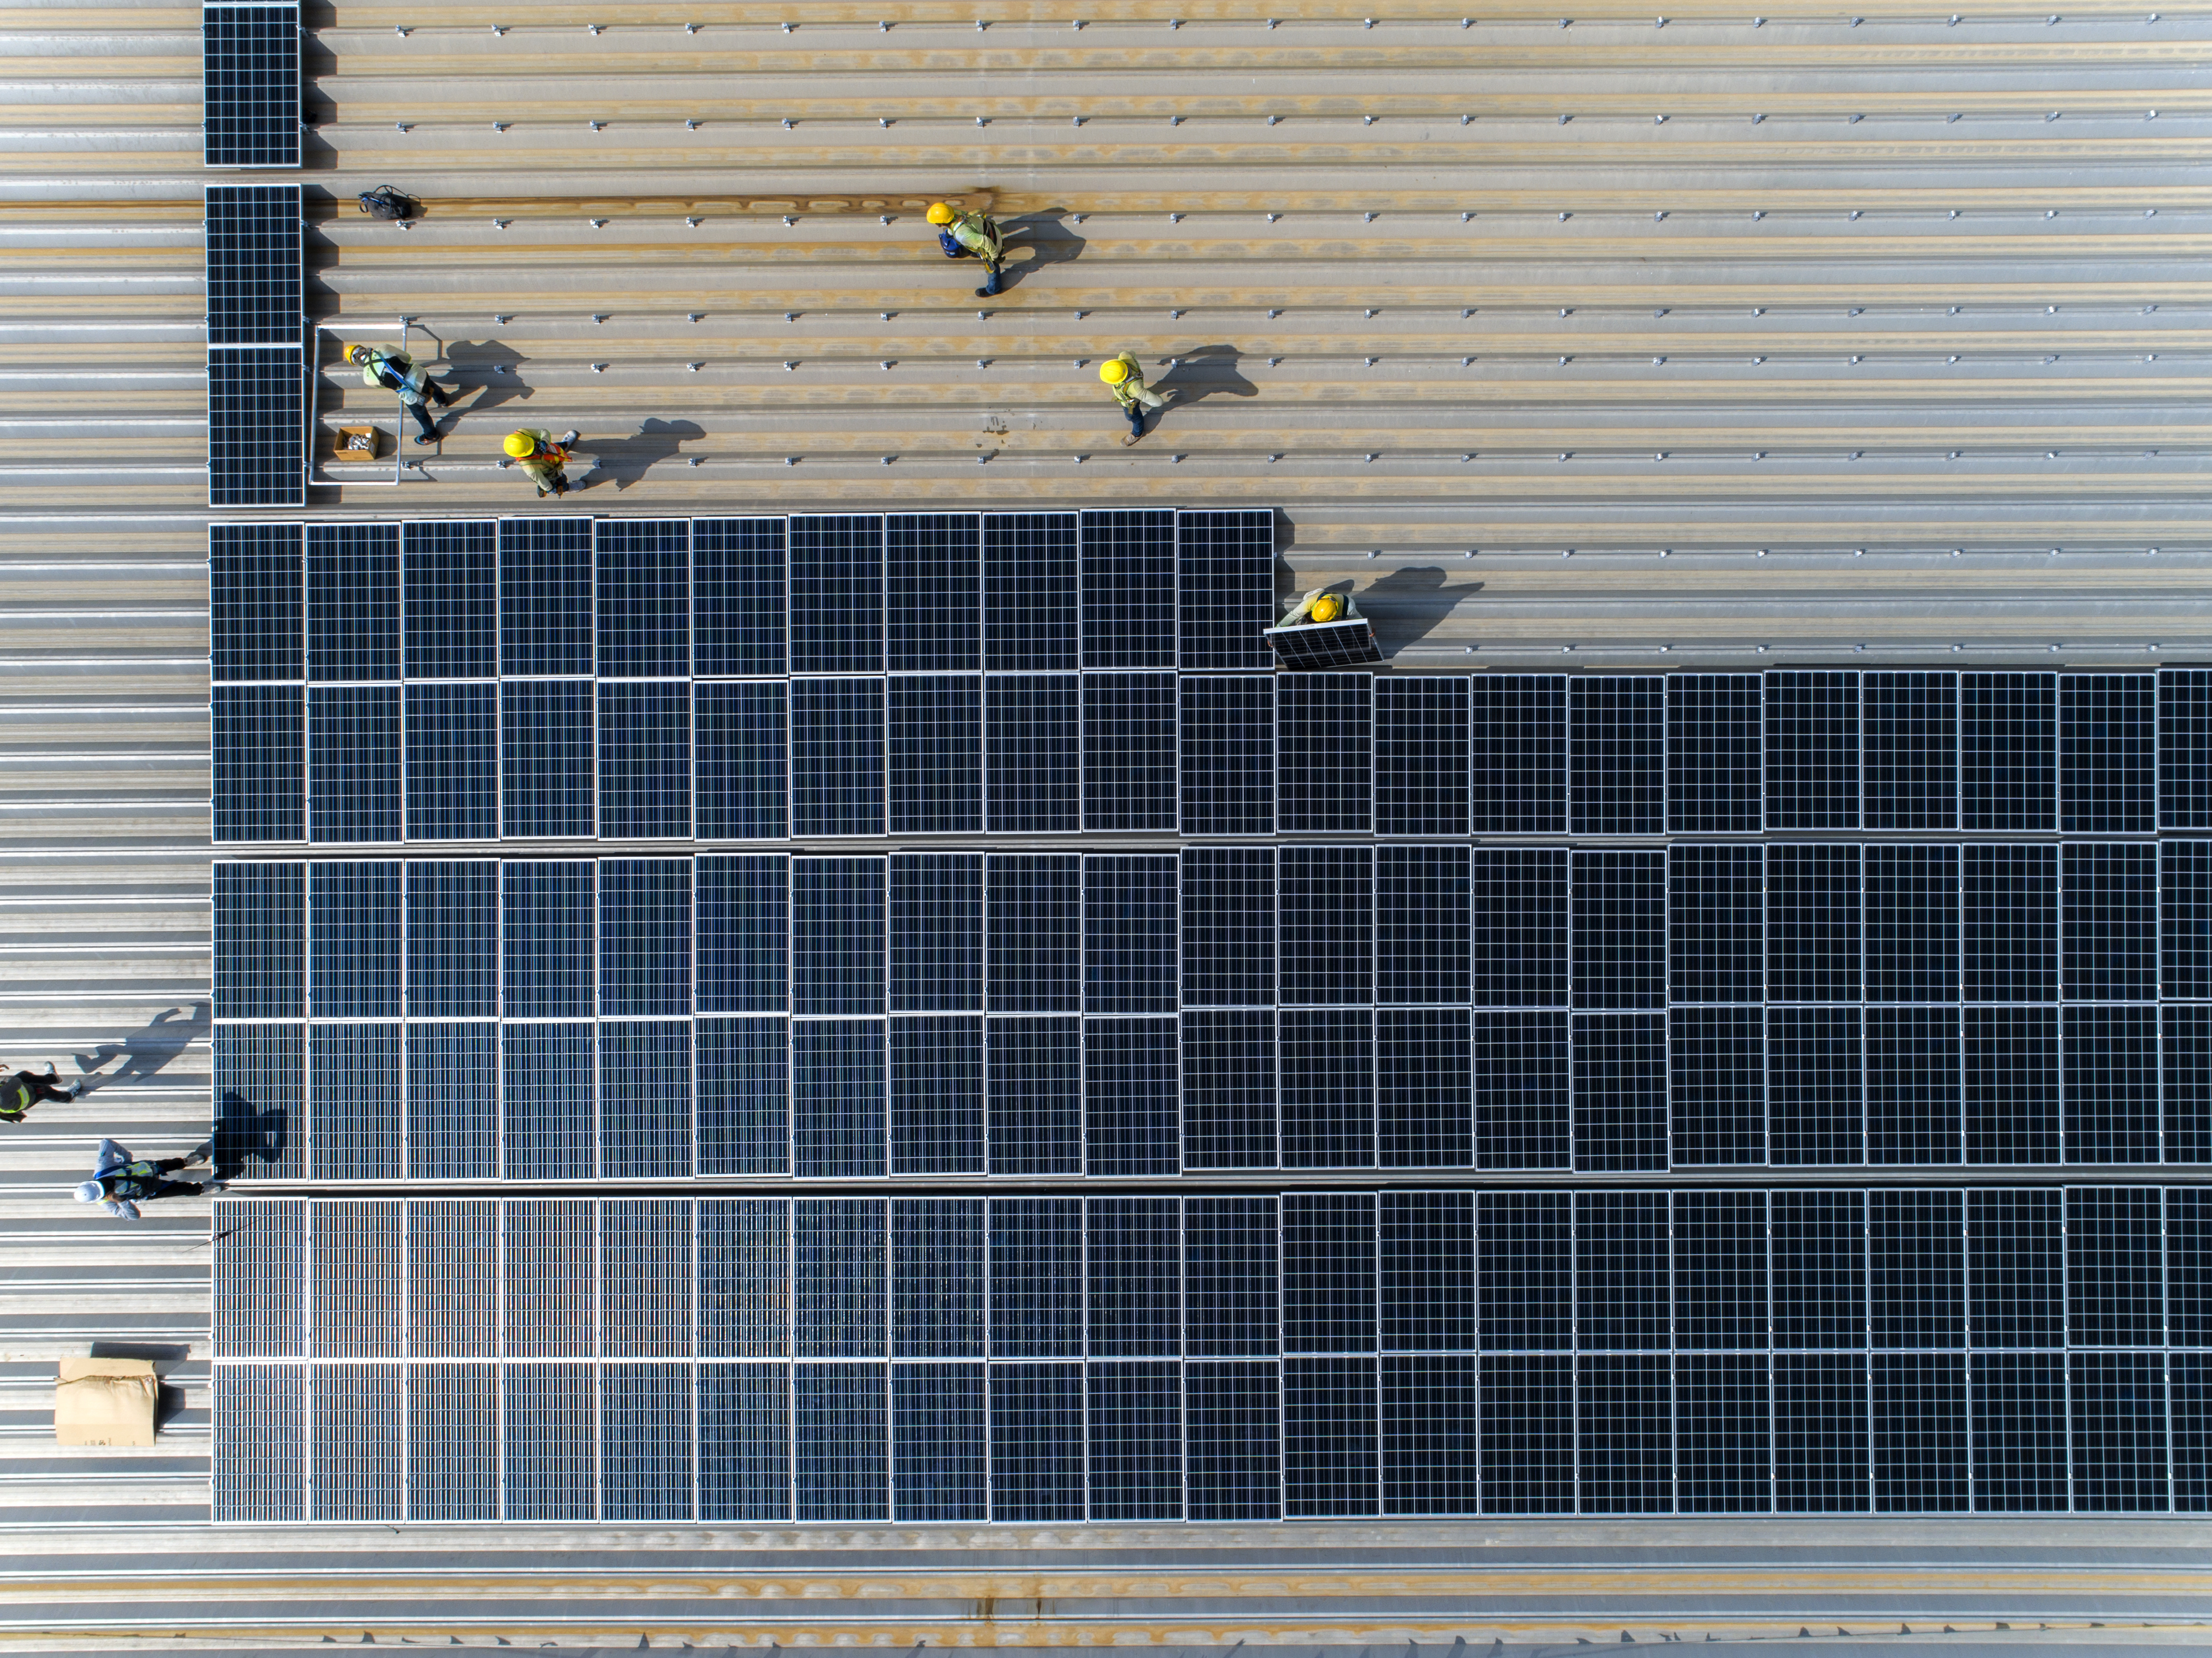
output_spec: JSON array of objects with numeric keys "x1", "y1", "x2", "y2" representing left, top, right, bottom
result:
[
  {"x1": 1099, "y1": 352, "x2": 1168, "y2": 446},
  {"x1": 347, "y1": 342, "x2": 454, "y2": 446},
  {"x1": 504, "y1": 428, "x2": 584, "y2": 498},
  {"x1": 927, "y1": 201, "x2": 1006, "y2": 297}
]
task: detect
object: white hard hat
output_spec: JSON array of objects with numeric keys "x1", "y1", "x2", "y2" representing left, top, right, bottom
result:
[{"x1": 74, "y1": 1181, "x2": 104, "y2": 1204}]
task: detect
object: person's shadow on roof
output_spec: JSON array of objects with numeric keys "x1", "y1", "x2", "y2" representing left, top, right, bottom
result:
[
  {"x1": 589, "y1": 418, "x2": 706, "y2": 492},
  {"x1": 71, "y1": 1002, "x2": 208, "y2": 1096},
  {"x1": 1153, "y1": 345, "x2": 1258, "y2": 409},
  {"x1": 993, "y1": 209, "x2": 1086, "y2": 293},
  {"x1": 441, "y1": 340, "x2": 533, "y2": 417},
  {"x1": 213, "y1": 1088, "x2": 289, "y2": 1184},
  {"x1": 1360, "y1": 565, "x2": 1484, "y2": 652}
]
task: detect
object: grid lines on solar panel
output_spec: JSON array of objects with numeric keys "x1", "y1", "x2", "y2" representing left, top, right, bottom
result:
[
  {"x1": 594, "y1": 522, "x2": 689, "y2": 679},
  {"x1": 889, "y1": 853, "x2": 982, "y2": 1013},
  {"x1": 1374, "y1": 677, "x2": 1469, "y2": 837},
  {"x1": 694, "y1": 681, "x2": 788, "y2": 840},
  {"x1": 1865, "y1": 845, "x2": 1960, "y2": 1003},
  {"x1": 403, "y1": 684, "x2": 498, "y2": 842},
  {"x1": 2167, "y1": 840, "x2": 2212, "y2": 1002},
  {"x1": 204, "y1": 184, "x2": 301, "y2": 341},
  {"x1": 1765, "y1": 670, "x2": 1861, "y2": 829},
  {"x1": 883, "y1": 675, "x2": 981, "y2": 834},
  {"x1": 1176, "y1": 509, "x2": 1274, "y2": 670},
  {"x1": 886, "y1": 514, "x2": 980, "y2": 672},
  {"x1": 1468, "y1": 847, "x2": 1568, "y2": 1008},
  {"x1": 1379, "y1": 1006, "x2": 1471, "y2": 1167},
  {"x1": 216, "y1": 860, "x2": 304, "y2": 1019},
  {"x1": 1670, "y1": 1004, "x2": 1764, "y2": 1166},
  {"x1": 308, "y1": 1021, "x2": 400, "y2": 1178},
  {"x1": 984, "y1": 513, "x2": 1079, "y2": 671},
  {"x1": 214, "y1": 1025, "x2": 304, "y2": 1178},
  {"x1": 1267, "y1": 619, "x2": 1380, "y2": 671},
  {"x1": 1964, "y1": 1004, "x2": 2060, "y2": 1165},
  {"x1": 1078, "y1": 509, "x2": 1177, "y2": 668},
  {"x1": 596, "y1": 681, "x2": 691, "y2": 839},
  {"x1": 789, "y1": 678, "x2": 885, "y2": 837},
  {"x1": 598, "y1": 858, "x2": 692, "y2": 1017},
  {"x1": 403, "y1": 859, "x2": 496, "y2": 1018},
  {"x1": 2166, "y1": 1004, "x2": 2212, "y2": 1165},
  {"x1": 2060, "y1": 674, "x2": 2156, "y2": 832},
  {"x1": 214, "y1": 684, "x2": 303, "y2": 841},
  {"x1": 497, "y1": 519, "x2": 593, "y2": 677},
  {"x1": 303, "y1": 526, "x2": 399, "y2": 684},
  {"x1": 1276, "y1": 674, "x2": 1373, "y2": 833},
  {"x1": 1377, "y1": 845, "x2": 1469, "y2": 1005},
  {"x1": 1180, "y1": 847, "x2": 1274, "y2": 1008},
  {"x1": 1767, "y1": 844, "x2": 1861, "y2": 1003},
  {"x1": 1571, "y1": 676, "x2": 1665, "y2": 836},
  {"x1": 1768, "y1": 1006, "x2": 1862, "y2": 1166},
  {"x1": 1570, "y1": 849, "x2": 1664, "y2": 1009},
  {"x1": 1863, "y1": 671, "x2": 1959, "y2": 829},
  {"x1": 1666, "y1": 845, "x2": 1761, "y2": 1004},
  {"x1": 399, "y1": 522, "x2": 497, "y2": 680},
  {"x1": 984, "y1": 1015, "x2": 1080, "y2": 1175},
  {"x1": 792, "y1": 856, "x2": 885, "y2": 1017},
  {"x1": 202, "y1": 5, "x2": 301, "y2": 167},
  {"x1": 1964, "y1": 843, "x2": 2058, "y2": 1002},
  {"x1": 984, "y1": 675, "x2": 1078, "y2": 833},
  {"x1": 692, "y1": 518, "x2": 786, "y2": 676},
  {"x1": 698, "y1": 1023, "x2": 788, "y2": 1174},
  {"x1": 1178, "y1": 674, "x2": 1274, "y2": 835},
  {"x1": 2062, "y1": 1003, "x2": 2159, "y2": 1163},
  {"x1": 307, "y1": 686, "x2": 401, "y2": 843},
  {"x1": 1473, "y1": 1009, "x2": 1569, "y2": 1169},
  {"x1": 1081, "y1": 671, "x2": 1176, "y2": 831},
  {"x1": 1668, "y1": 674, "x2": 1762, "y2": 833},
  {"x1": 210, "y1": 523, "x2": 303, "y2": 682},
  {"x1": 1181, "y1": 1009, "x2": 1277, "y2": 1168},
  {"x1": 208, "y1": 345, "x2": 305, "y2": 507},
  {"x1": 792, "y1": 1021, "x2": 887, "y2": 1176},
  {"x1": 406, "y1": 1024, "x2": 496, "y2": 1181},
  {"x1": 986, "y1": 854, "x2": 1081, "y2": 1013},
  {"x1": 2162, "y1": 669, "x2": 2212, "y2": 829},
  {"x1": 788, "y1": 515, "x2": 883, "y2": 674},
  {"x1": 499, "y1": 680, "x2": 593, "y2": 838},
  {"x1": 1961, "y1": 672, "x2": 2057, "y2": 831},
  {"x1": 1278, "y1": 846, "x2": 1372, "y2": 1007},
  {"x1": 1573, "y1": 1010, "x2": 1669, "y2": 1171},
  {"x1": 1282, "y1": 1006, "x2": 1374, "y2": 1168},
  {"x1": 1470, "y1": 675, "x2": 1567, "y2": 833},
  {"x1": 1083, "y1": 1016, "x2": 1178, "y2": 1175},
  {"x1": 2064, "y1": 842, "x2": 2158, "y2": 1002},
  {"x1": 1867, "y1": 1004, "x2": 1960, "y2": 1165},
  {"x1": 1084, "y1": 853, "x2": 1177, "y2": 1014},
  {"x1": 600, "y1": 1021, "x2": 694, "y2": 1178}
]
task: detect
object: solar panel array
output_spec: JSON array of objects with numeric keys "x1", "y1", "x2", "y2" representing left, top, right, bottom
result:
[
  {"x1": 204, "y1": 185, "x2": 304, "y2": 508},
  {"x1": 203, "y1": 3, "x2": 302, "y2": 169},
  {"x1": 213, "y1": 1190, "x2": 2212, "y2": 1520}
]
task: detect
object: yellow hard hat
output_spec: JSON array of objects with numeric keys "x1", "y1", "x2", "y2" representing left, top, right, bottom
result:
[
  {"x1": 926, "y1": 202, "x2": 956, "y2": 226},
  {"x1": 345, "y1": 344, "x2": 369, "y2": 363},
  {"x1": 1310, "y1": 593, "x2": 1343, "y2": 622},
  {"x1": 503, "y1": 432, "x2": 536, "y2": 458},
  {"x1": 1099, "y1": 357, "x2": 1131, "y2": 385}
]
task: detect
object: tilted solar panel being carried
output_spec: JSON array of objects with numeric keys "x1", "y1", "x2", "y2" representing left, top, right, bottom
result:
[{"x1": 203, "y1": 4, "x2": 302, "y2": 169}]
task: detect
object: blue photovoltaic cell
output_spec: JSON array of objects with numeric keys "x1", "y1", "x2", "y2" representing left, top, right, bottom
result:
[
  {"x1": 1472, "y1": 848, "x2": 1569, "y2": 1007},
  {"x1": 1277, "y1": 674, "x2": 1373, "y2": 834},
  {"x1": 206, "y1": 183, "x2": 301, "y2": 340},
  {"x1": 407, "y1": 1034, "x2": 495, "y2": 1184},
  {"x1": 500, "y1": 681, "x2": 595, "y2": 839},
  {"x1": 1180, "y1": 675, "x2": 1274, "y2": 836},
  {"x1": 985, "y1": 514, "x2": 1079, "y2": 672},
  {"x1": 1376, "y1": 677, "x2": 1470, "y2": 837},
  {"x1": 305, "y1": 525, "x2": 398, "y2": 682},
  {"x1": 1178, "y1": 509, "x2": 1275, "y2": 670},
  {"x1": 793, "y1": 1021, "x2": 888, "y2": 1178},
  {"x1": 214, "y1": 1026, "x2": 305, "y2": 1179},
  {"x1": 986, "y1": 676, "x2": 1080, "y2": 834},
  {"x1": 697, "y1": 1364, "x2": 792, "y2": 1519},
  {"x1": 1080, "y1": 509, "x2": 1177, "y2": 668},
  {"x1": 1668, "y1": 674, "x2": 1762, "y2": 833},
  {"x1": 693, "y1": 518, "x2": 787, "y2": 676},
  {"x1": 400, "y1": 523, "x2": 497, "y2": 680},
  {"x1": 789, "y1": 515, "x2": 884, "y2": 674},
  {"x1": 1667, "y1": 845, "x2": 1762, "y2": 1005},
  {"x1": 1470, "y1": 676, "x2": 1567, "y2": 834},
  {"x1": 987, "y1": 1016, "x2": 1082, "y2": 1175},
  {"x1": 501, "y1": 861, "x2": 595, "y2": 1019},
  {"x1": 1766, "y1": 845, "x2": 1861, "y2": 1004},
  {"x1": 1088, "y1": 1361, "x2": 1183, "y2": 1519},
  {"x1": 891, "y1": 1017, "x2": 985, "y2": 1175},
  {"x1": 1085, "y1": 1018, "x2": 1180, "y2": 1176},
  {"x1": 213, "y1": 684, "x2": 303, "y2": 842},
  {"x1": 307, "y1": 686, "x2": 401, "y2": 844},
  {"x1": 1573, "y1": 1012, "x2": 1669, "y2": 1170},
  {"x1": 1379, "y1": 1006, "x2": 1472, "y2": 1167},
  {"x1": 309, "y1": 861, "x2": 399, "y2": 1019},
  {"x1": 887, "y1": 514, "x2": 980, "y2": 672},
  {"x1": 1083, "y1": 672, "x2": 1177, "y2": 832},
  {"x1": 1766, "y1": 670, "x2": 1861, "y2": 830},
  {"x1": 2060, "y1": 674, "x2": 2156, "y2": 833},
  {"x1": 209, "y1": 523, "x2": 302, "y2": 682},
  {"x1": 1570, "y1": 677, "x2": 1665, "y2": 836},
  {"x1": 599, "y1": 859, "x2": 693, "y2": 1017},
  {"x1": 203, "y1": 6, "x2": 301, "y2": 168},
  {"x1": 498, "y1": 519, "x2": 593, "y2": 678},
  {"x1": 1571, "y1": 851, "x2": 1666, "y2": 1010},
  {"x1": 695, "y1": 681, "x2": 788, "y2": 840},
  {"x1": 501, "y1": 1023, "x2": 595, "y2": 1179},
  {"x1": 793, "y1": 857, "x2": 886, "y2": 1017},
  {"x1": 1281, "y1": 1009, "x2": 1374, "y2": 1169},
  {"x1": 991, "y1": 1363, "x2": 1084, "y2": 1520},
  {"x1": 1867, "y1": 1006, "x2": 1961, "y2": 1165},
  {"x1": 1671, "y1": 1005, "x2": 1765, "y2": 1166},
  {"x1": 1182, "y1": 847, "x2": 1275, "y2": 1008},
  {"x1": 698, "y1": 854, "x2": 788, "y2": 1013},
  {"x1": 892, "y1": 1363, "x2": 988, "y2": 1520},
  {"x1": 2064, "y1": 843, "x2": 2157, "y2": 1002},
  {"x1": 208, "y1": 345, "x2": 305, "y2": 509},
  {"x1": 214, "y1": 861, "x2": 304, "y2": 1019},
  {"x1": 597, "y1": 682, "x2": 692, "y2": 839},
  {"x1": 2166, "y1": 841, "x2": 2212, "y2": 1002},
  {"x1": 790, "y1": 679, "x2": 886, "y2": 837},
  {"x1": 697, "y1": 1018, "x2": 789, "y2": 1175},
  {"x1": 988, "y1": 854, "x2": 1081, "y2": 1014},
  {"x1": 989, "y1": 1198, "x2": 1084, "y2": 1356},
  {"x1": 403, "y1": 860, "x2": 497, "y2": 1018},
  {"x1": 1183, "y1": 1008, "x2": 1278, "y2": 1168},
  {"x1": 1084, "y1": 853, "x2": 1178, "y2": 1015},
  {"x1": 1864, "y1": 671, "x2": 1959, "y2": 829},
  {"x1": 1769, "y1": 1007, "x2": 1862, "y2": 1166},
  {"x1": 1473, "y1": 1010, "x2": 1570, "y2": 1170},
  {"x1": 1279, "y1": 846, "x2": 1372, "y2": 1007},
  {"x1": 2162, "y1": 669, "x2": 2212, "y2": 830},
  {"x1": 1188, "y1": 1363, "x2": 1282, "y2": 1521},
  {"x1": 1377, "y1": 846, "x2": 1470, "y2": 1006},
  {"x1": 403, "y1": 684, "x2": 498, "y2": 842},
  {"x1": 601, "y1": 1362, "x2": 694, "y2": 1519},
  {"x1": 595, "y1": 522, "x2": 690, "y2": 679},
  {"x1": 1964, "y1": 844, "x2": 2058, "y2": 1002},
  {"x1": 308, "y1": 1022, "x2": 401, "y2": 1179},
  {"x1": 600, "y1": 1022, "x2": 694, "y2": 1179},
  {"x1": 890, "y1": 853, "x2": 983, "y2": 1014},
  {"x1": 888, "y1": 676, "x2": 982, "y2": 834},
  {"x1": 1961, "y1": 672, "x2": 2056, "y2": 831}
]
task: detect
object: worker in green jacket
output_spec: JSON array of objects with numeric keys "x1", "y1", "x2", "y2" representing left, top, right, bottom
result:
[
  {"x1": 1100, "y1": 353, "x2": 1168, "y2": 445},
  {"x1": 927, "y1": 201, "x2": 1005, "y2": 296},
  {"x1": 346, "y1": 343, "x2": 454, "y2": 445},
  {"x1": 504, "y1": 429, "x2": 584, "y2": 497}
]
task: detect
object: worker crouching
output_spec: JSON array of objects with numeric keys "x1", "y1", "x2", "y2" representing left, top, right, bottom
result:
[
  {"x1": 927, "y1": 202, "x2": 1005, "y2": 297},
  {"x1": 504, "y1": 429, "x2": 585, "y2": 498},
  {"x1": 1100, "y1": 353, "x2": 1167, "y2": 445}
]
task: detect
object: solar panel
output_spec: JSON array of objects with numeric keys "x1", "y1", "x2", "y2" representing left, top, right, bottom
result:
[
  {"x1": 401, "y1": 522, "x2": 497, "y2": 680},
  {"x1": 404, "y1": 684, "x2": 498, "y2": 842},
  {"x1": 596, "y1": 682, "x2": 691, "y2": 839},
  {"x1": 1375, "y1": 677, "x2": 1469, "y2": 837},
  {"x1": 1276, "y1": 674, "x2": 1373, "y2": 833},
  {"x1": 694, "y1": 681, "x2": 788, "y2": 840},
  {"x1": 205, "y1": 184, "x2": 301, "y2": 343},
  {"x1": 2162, "y1": 668, "x2": 2212, "y2": 829},
  {"x1": 1667, "y1": 674, "x2": 1761, "y2": 832},
  {"x1": 1864, "y1": 671, "x2": 1958, "y2": 829},
  {"x1": 210, "y1": 523, "x2": 303, "y2": 682},
  {"x1": 1279, "y1": 846, "x2": 1372, "y2": 1007},
  {"x1": 887, "y1": 513, "x2": 980, "y2": 672},
  {"x1": 789, "y1": 678, "x2": 885, "y2": 837},
  {"x1": 788, "y1": 515, "x2": 884, "y2": 674},
  {"x1": 305, "y1": 525, "x2": 399, "y2": 682},
  {"x1": 1080, "y1": 509, "x2": 1177, "y2": 668},
  {"x1": 595, "y1": 521, "x2": 690, "y2": 679},
  {"x1": 889, "y1": 852, "x2": 982, "y2": 1013},
  {"x1": 501, "y1": 681, "x2": 595, "y2": 838},
  {"x1": 1177, "y1": 509, "x2": 1275, "y2": 669},
  {"x1": 203, "y1": 4, "x2": 301, "y2": 168},
  {"x1": 984, "y1": 513, "x2": 1079, "y2": 671},
  {"x1": 1570, "y1": 677, "x2": 1665, "y2": 836},
  {"x1": 987, "y1": 854, "x2": 1082, "y2": 1013},
  {"x1": 1471, "y1": 675, "x2": 1567, "y2": 833},
  {"x1": 1961, "y1": 671, "x2": 2056, "y2": 831},
  {"x1": 1179, "y1": 675, "x2": 1274, "y2": 836},
  {"x1": 693, "y1": 518, "x2": 787, "y2": 676},
  {"x1": 307, "y1": 687, "x2": 401, "y2": 843},
  {"x1": 792, "y1": 856, "x2": 886, "y2": 1017},
  {"x1": 1377, "y1": 845, "x2": 1470, "y2": 1005},
  {"x1": 2060, "y1": 673, "x2": 2156, "y2": 833},
  {"x1": 1266, "y1": 618, "x2": 1381, "y2": 669},
  {"x1": 985, "y1": 1015, "x2": 1081, "y2": 1174},
  {"x1": 1082, "y1": 672, "x2": 1177, "y2": 831},
  {"x1": 984, "y1": 675, "x2": 1079, "y2": 833},
  {"x1": 209, "y1": 344, "x2": 305, "y2": 508},
  {"x1": 498, "y1": 519, "x2": 594, "y2": 677},
  {"x1": 214, "y1": 684, "x2": 303, "y2": 842},
  {"x1": 1765, "y1": 670, "x2": 1860, "y2": 829}
]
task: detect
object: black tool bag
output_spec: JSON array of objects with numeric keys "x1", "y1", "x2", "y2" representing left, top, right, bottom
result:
[{"x1": 357, "y1": 185, "x2": 417, "y2": 222}]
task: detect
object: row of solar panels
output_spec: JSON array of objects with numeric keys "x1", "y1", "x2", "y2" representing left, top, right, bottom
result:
[
  {"x1": 214, "y1": 848, "x2": 2212, "y2": 1022},
  {"x1": 206, "y1": 185, "x2": 305, "y2": 507},
  {"x1": 208, "y1": 1191, "x2": 2212, "y2": 1522},
  {"x1": 207, "y1": 1004, "x2": 2212, "y2": 1181},
  {"x1": 212, "y1": 514, "x2": 1277, "y2": 679},
  {"x1": 205, "y1": 4, "x2": 301, "y2": 169},
  {"x1": 210, "y1": 667, "x2": 2212, "y2": 845}
]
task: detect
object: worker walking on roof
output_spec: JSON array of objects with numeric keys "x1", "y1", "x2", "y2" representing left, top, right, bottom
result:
[
  {"x1": 2, "y1": 1062, "x2": 77, "y2": 1123},
  {"x1": 347, "y1": 343, "x2": 454, "y2": 447},
  {"x1": 1100, "y1": 353, "x2": 1168, "y2": 445},
  {"x1": 504, "y1": 429, "x2": 585, "y2": 498},
  {"x1": 74, "y1": 1137, "x2": 217, "y2": 1219},
  {"x1": 927, "y1": 201, "x2": 1006, "y2": 297}
]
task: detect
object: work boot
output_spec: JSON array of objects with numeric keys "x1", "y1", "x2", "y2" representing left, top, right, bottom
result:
[
  {"x1": 1121, "y1": 432, "x2": 1143, "y2": 446},
  {"x1": 556, "y1": 429, "x2": 580, "y2": 446},
  {"x1": 414, "y1": 432, "x2": 434, "y2": 445}
]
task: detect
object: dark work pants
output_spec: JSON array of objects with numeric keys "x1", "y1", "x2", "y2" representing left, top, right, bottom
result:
[
  {"x1": 1122, "y1": 400, "x2": 1145, "y2": 437},
  {"x1": 400, "y1": 397, "x2": 440, "y2": 441},
  {"x1": 15, "y1": 1073, "x2": 71, "y2": 1105}
]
